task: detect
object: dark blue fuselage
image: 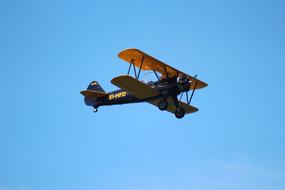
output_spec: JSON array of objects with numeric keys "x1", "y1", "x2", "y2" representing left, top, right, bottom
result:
[{"x1": 84, "y1": 77, "x2": 180, "y2": 109}]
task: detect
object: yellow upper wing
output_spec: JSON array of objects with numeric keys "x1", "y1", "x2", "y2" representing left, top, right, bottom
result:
[{"x1": 118, "y1": 48, "x2": 208, "y2": 90}]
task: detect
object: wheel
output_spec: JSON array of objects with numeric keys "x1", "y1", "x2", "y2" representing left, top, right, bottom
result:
[
  {"x1": 175, "y1": 108, "x2": 185, "y2": 119},
  {"x1": 158, "y1": 99, "x2": 168, "y2": 111},
  {"x1": 93, "y1": 107, "x2": 98, "y2": 112}
]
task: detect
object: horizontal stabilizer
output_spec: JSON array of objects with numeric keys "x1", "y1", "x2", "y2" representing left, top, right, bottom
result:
[
  {"x1": 80, "y1": 90, "x2": 107, "y2": 99},
  {"x1": 111, "y1": 75, "x2": 159, "y2": 99}
]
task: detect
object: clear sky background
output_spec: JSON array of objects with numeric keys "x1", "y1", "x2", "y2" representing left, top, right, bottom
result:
[{"x1": 0, "y1": 0, "x2": 285, "y2": 190}]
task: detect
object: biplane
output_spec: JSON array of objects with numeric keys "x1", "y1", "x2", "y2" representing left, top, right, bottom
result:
[{"x1": 80, "y1": 48, "x2": 207, "y2": 119}]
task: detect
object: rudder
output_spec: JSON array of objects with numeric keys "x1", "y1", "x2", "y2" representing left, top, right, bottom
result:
[{"x1": 87, "y1": 81, "x2": 105, "y2": 92}]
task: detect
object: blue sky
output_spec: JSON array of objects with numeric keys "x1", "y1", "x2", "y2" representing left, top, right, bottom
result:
[{"x1": 0, "y1": 0, "x2": 285, "y2": 190}]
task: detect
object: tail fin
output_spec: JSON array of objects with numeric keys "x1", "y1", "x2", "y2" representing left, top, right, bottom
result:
[
  {"x1": 87, "y1": 81, "x2": 105, "y2": 92},
  {"x1": 81, "y1": 81, "x2": 107, "y2": 105}
]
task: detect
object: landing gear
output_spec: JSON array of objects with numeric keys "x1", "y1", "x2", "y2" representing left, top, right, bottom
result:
[
  {"x1": 175, "y1": 108, "x2": 185, "y2": 119},
  {"x1": 93, "y1": 107, "x2": 98, "y2": 112},
  {"x1": 172, "y1": 95, "x2": 185, "y2": 119},
  {"x1": 158, "y1": 99, "x2": 168, "y2": 111}
]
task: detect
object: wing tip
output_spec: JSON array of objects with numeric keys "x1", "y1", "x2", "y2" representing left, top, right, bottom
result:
[{"x1": 117, "y1": 48, "x2": 141, "y2": 58}]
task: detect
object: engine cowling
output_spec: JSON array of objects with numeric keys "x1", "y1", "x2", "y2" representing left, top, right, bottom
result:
[{"x1": 177, "y1": 77, "x2": 190, "y2": 92}]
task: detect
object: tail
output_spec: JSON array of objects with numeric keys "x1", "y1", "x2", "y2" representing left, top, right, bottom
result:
[
  {"x1": 87, "y1": 81, "x2": 105, "y2": 92},
  {"x1": 80, "y1": 81, "x2": 107, "y2": 104}
]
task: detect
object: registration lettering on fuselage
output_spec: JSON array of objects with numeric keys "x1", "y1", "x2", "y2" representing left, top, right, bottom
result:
[{"x1": 109, "y1": 91, "x2": 127, "y2": 100}]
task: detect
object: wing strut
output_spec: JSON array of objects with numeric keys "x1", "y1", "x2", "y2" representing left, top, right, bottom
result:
[
  {"x1": 137, "y1": 56, "x2": 144, "y2": 79},
  {"x1": 127, "y1": 59, "x2": 133, "y2": 75},
  {"x1": 126, "y1": 57, "x2": 145, "y2": 80},
  {"x1": 187, "y1": 80, "x2": 198, "y2": 105},
  {"x1": 178, "y1": 75, "x2": 199, "y2": 105},
  {"x1": 163, "y1": 65, "x2": 169, "y2": 78},
  {"x1": 153, "y1": 70, "x2": 160, "y2": 80},
  {"x1": 133, "y1": 60, "x2": 137, "y2": 79},
  {"x1": 179, "y1": 92, "x2": 184, "y2": 101}
]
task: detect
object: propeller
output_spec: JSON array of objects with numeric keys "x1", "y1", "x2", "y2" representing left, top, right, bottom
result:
[
  {"x1": 178, "y1": 74, "x2": 198, "y2": 92},
  {"x1": 178, "y1": 75, "x2": 190, "y2": 92}
]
